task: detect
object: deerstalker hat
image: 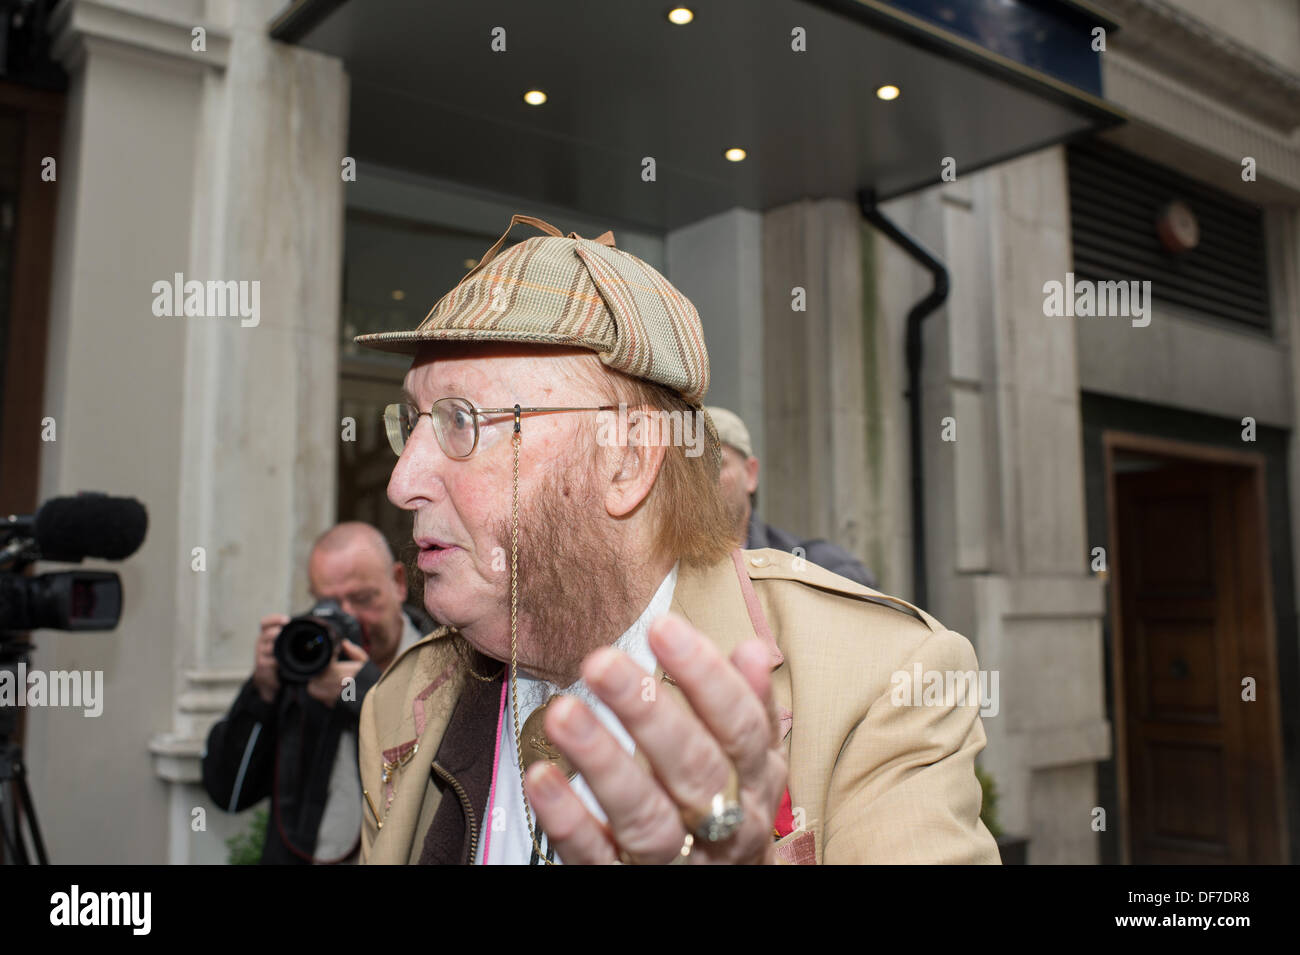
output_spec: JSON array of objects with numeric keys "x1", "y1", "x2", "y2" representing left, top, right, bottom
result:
[{"x1": 354, "y1": 214, "x2": 711, "y2": 406}]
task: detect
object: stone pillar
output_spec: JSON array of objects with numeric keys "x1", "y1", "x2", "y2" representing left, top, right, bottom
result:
[
  {"x1": 759, "y1": 200, "x2": 872, "y2": 562},
  {"x1": 28, "y1": 0, "x2": 347, "y2": 863}
]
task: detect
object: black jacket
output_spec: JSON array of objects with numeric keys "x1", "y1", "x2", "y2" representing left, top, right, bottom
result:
[
  {"x1": 201, "y1": 604, "x2": 435, "y2": 864},
  {"x1": 746, "y1": 512, "x2": 878, "y2": 589}
]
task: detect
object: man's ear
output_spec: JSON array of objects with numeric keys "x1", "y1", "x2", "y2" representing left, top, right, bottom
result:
[
  {"x1": 604, "y1": 424, "x2": 668, "y2": 519},
  {"x1": 744, "y1": 455, "x2": 760, "y2": 495},
  {"x1": 392, "y1": 561, "x2": 408, "y2": 602}
]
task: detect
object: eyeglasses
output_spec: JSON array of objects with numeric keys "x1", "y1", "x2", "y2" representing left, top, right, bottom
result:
[{"x1": 382, "y1": 397, "x2": 616, "y2": 459}]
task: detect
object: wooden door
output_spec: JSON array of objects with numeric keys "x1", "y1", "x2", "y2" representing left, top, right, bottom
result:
[{"x1": 1114, "y1": 462, "x2": 1285, "y2": 863}]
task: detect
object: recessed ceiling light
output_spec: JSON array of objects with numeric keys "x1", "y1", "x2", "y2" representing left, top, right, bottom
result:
[
  {"x1": 668, "y1": 7, "x2": 694, "y2": 25},
  {"x1": 724, "y1": 147, "x2": 747, "y2": 162},
  {"x1": 876, "y1": 84, "x2": 900, "y2": 101},
  {"x1": 523, "y1": 89, "x2": 548, "y2": 106},
  {"x1": 391, "y1": 289, "x2": 405, "y2": 301}
]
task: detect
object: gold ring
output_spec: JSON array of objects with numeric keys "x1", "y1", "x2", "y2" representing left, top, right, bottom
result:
[
  {"x1": 679, "y1": 763, "x2": 745, "y2": 843},
  {"x1": 617, "y1": 832, "x2": 694, "y2": 865}
]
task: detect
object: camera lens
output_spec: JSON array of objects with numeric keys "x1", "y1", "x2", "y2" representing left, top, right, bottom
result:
[
  {"x1": 288, "y1": 627, "x2": 330, "y2": 671},
  {"x1": 273, "y1": 598, "x2": 362, "y2": 684},
  {"x1": 274, "y1": 618, "x2": 337, "y2": 683}
]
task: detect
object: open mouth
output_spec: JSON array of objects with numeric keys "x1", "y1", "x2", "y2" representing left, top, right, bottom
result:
[{"x1": 416, "y1": 538, "x2": 457, "y2": 570}]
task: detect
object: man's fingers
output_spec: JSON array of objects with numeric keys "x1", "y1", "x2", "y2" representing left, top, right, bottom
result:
[
  {"x1": 543, "y1": 696, "x2": 686, "y2": 860},
  {"x1": 524, "y1": 763, "x2": 617, "y2": 865},
  {"x1": 257, "y1": 615, "x2": 286, "y2": 650},
  {"x1": 583, "y1": 647, "x2": 736, "y2": 812},
  {"x1": 647, "y1": 614, "x2": 774, "y2": 781},
  {"x1": 538, "y1": 628, "x2": 788, "y2": 866},
  {"x1": 340, "y1": 639, "x2": 369, "y2": 661}
]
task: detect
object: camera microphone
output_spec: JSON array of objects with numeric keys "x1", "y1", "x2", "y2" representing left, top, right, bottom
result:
[{"x1": 4, "y1": 493, "x2": 148, "y2": 562}]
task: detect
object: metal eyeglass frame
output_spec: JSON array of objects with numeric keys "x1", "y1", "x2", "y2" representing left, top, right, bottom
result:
[{"x1": 384, "y1": 397, "x2": 617, "y2": 459}]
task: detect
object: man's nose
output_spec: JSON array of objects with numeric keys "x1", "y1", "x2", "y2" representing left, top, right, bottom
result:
[{"x1": 387, "y1": 416, "x2": 449, "y2": 510}]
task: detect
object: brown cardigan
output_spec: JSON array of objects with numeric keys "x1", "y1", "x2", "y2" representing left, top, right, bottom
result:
[{"x1": 418, "y1": 662, "x2": 504, "y2": 864}]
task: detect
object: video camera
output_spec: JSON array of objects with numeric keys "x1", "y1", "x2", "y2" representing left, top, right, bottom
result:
[
  {"x1": 0, "y1": 491, "x2": 147, "y2": 864},
  {"x1": 0, "y1": 492, "x2": 147, "y2": 634}
]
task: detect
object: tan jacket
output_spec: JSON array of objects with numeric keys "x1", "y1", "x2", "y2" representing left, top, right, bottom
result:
[{"x1": 358, "y1": 549, "x2": 1001, "y2": 864}]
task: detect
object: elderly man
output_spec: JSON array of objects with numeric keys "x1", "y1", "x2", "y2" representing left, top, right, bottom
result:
[
  {"x1": 354, "y1": 214, "x2": 999, "y2": 865},
  {"x1": 708, "y1": 405, "x2": 878, "y2": 588},
  {"x1": 202, "y1": 521, "x2": 434, "y2": 864}
]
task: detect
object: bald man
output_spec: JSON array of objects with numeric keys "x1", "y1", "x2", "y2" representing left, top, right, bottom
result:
[{"x1": 201, "y1": 521, "x2": 435, "y2": 864}]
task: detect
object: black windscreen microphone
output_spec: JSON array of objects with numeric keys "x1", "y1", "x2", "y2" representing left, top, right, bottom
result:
[{"x1": 30, "y1": 493, "x2": 148, "y2": 562}]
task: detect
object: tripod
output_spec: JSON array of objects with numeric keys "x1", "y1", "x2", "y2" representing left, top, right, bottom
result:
[{"x1": 0, "y1": 640, "x2": 48, "y2": 864}]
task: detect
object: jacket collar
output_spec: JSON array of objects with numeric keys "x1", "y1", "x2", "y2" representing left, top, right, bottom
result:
[{"x1": 667, "y1": 550, "x2": 783, "y2": 671}]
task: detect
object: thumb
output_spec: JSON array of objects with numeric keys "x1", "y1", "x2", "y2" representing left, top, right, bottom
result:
[{"x1": 340, "y1": 639, "x2": 369, "y2": 662}]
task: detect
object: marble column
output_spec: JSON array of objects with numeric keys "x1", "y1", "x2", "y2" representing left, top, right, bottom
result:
[{"x1": 28, "y1": 0, "x2": 347, "y2": 863}]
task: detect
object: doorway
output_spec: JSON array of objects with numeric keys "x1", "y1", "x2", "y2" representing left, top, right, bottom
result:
[
  {"x1": 336, "y1": 209, "x2": 513, "y2": 598},
  {"x1": 1105, "y1": 432, "x2": 1288, "y2": 863}
]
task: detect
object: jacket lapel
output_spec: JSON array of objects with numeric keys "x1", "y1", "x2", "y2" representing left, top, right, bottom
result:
[
  {"x1": 367, "y1": 636, "x2": 464, "y2": 865},
  {"x1": 667, "y1": 551, "x2": 783, "y2": 670},
  {"x1": 660, "y1": 552, "x2": 792, "y2": 744}
]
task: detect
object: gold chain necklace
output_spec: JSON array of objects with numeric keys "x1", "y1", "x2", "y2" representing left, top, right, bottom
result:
[{"x1": 509, "y1": 420, "x2": 565, "y2": 865}]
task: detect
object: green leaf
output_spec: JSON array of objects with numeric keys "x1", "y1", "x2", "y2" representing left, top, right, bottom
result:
[{"x1": 225, "y1": 807, "x2": 268, "y2": 865}]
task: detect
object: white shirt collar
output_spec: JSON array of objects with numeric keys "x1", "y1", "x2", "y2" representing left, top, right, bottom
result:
[{"x1": 396, "y1": 610, "x2": 421, "y2": 656}]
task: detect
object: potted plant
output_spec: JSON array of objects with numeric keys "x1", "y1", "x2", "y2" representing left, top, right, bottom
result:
[{"x1": 226, "y1": 807, "x2": 268, "y2": 865}]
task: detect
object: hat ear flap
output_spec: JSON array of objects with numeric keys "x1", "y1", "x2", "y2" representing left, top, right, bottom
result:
[
  {"x1": 574, "y1": 240, "x2": 710, "y2": 404},
  {"x1": 698, "y1": 405, "x2": 722, "y2": 473}
]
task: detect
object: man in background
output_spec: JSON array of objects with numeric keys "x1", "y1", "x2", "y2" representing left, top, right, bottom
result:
[
  {"x1": 707, "y1": 406, "x2": 877, "y2": 588},
  {"x1": 202, "y1": 521, "x2": 433, "y2": 863}
]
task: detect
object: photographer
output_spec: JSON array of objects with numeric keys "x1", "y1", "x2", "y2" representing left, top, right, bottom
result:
[{"x1": 202, "y1": 522, "x2": 433, "y2": 864}]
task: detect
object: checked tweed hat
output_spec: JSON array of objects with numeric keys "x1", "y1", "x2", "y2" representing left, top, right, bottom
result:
[{"x1": 353, "y1": 214, "x2": 711, "y2": 405}]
